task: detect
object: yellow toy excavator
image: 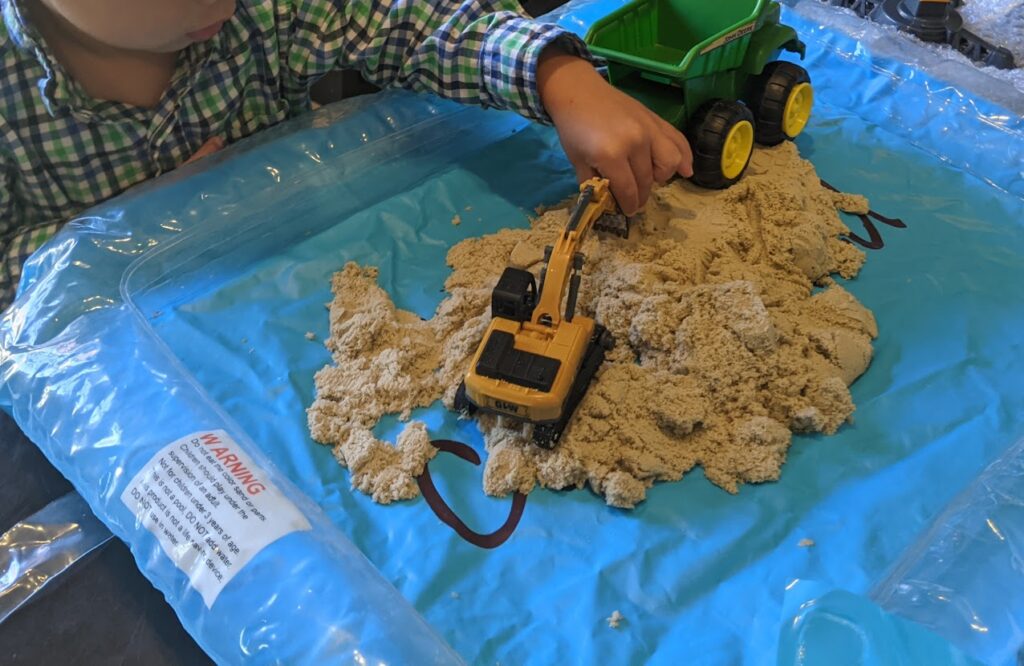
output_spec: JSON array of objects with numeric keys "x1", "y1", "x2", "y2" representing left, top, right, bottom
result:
[{"x1": 453, "y1": 178, "x2": 627, "y2": 448}]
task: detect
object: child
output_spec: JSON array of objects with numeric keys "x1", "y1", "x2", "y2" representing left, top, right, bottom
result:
[{"x1": 0, "y1": 0, "x2": 693, "y2": 309}]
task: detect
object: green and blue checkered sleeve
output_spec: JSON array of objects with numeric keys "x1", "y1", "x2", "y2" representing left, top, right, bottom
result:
[{"x1": 286, "y1": 0, "x2": 591, "y2": 122}]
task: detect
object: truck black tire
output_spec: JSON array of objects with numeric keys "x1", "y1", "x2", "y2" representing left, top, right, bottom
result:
[
  {"x1": 688, "y1": 100, "x2": 756, "y2": 190},
  {"x1": 748, "y1": 61, "x2": 812, "y2": 146}
]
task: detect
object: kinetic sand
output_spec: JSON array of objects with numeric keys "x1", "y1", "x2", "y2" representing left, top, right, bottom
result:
[{"x1": 308, "y1": 143, "x2": 876, "y2": 507}]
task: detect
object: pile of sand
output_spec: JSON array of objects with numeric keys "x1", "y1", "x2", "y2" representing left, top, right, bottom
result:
[{"x1": 308, "y1": 143, "x2": 877, "y2": 507}]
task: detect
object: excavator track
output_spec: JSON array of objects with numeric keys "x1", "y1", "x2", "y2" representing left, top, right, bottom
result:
[{"x1": 532, "y1": 325, "x2": 615, "y2": 449}]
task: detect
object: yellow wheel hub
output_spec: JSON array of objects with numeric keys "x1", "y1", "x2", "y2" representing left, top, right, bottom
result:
[
  {"x1": 721, "y1": 119, "x2": 754, "y2": 181},
  {"x1": 783, "y1": 82, "x2": 813, "y2": 138}
]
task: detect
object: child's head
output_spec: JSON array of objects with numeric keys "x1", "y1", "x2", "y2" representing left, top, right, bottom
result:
[{"x1": 34, "y1": 0, "x2": 236, "y2": 53}]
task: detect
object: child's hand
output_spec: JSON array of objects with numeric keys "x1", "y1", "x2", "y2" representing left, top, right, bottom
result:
[
  {"x1": 538, "y1": 51, "x2": 693, "y2": 216},
  {"x1": 183, "y1": 136, "x2": 226, "y2": 166}
]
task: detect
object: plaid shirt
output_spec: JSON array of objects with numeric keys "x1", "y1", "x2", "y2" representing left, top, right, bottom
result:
[{"x1": 0, "y1": 0, "x2": 586, "y2": 309}]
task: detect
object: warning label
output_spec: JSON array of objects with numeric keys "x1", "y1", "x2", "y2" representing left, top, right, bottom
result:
[{"x1": 122, "y1": 430, "x2": 310, "y2": 607}]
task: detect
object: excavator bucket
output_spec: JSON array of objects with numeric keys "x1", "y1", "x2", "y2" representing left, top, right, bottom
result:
[{"x1": 594, "y1": 212, "x2": 631, "y2": 239}]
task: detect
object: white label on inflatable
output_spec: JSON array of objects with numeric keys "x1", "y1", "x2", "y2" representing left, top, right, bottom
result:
[{"x1": 122, "y1": 430, "x2": 311, "y2": 607}]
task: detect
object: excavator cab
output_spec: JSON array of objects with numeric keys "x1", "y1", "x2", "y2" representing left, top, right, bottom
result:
[{"x1": 491, "y1": 268, "x2": 538, "y2": 322}]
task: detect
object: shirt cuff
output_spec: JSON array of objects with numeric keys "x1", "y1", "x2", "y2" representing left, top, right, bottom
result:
[{"x1": 480, "y1": 19, "x2": 595, "y2": 124}]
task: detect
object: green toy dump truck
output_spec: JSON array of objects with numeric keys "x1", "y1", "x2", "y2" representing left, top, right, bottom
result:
[{"x1": 585, "y1": 0, "x2": 812, "y2": 189}]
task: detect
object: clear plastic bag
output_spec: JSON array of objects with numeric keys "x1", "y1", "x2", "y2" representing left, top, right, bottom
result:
[
  {"x1": 0, "y1": 492, "x2": 113, "y2": 625},
  {"x1": 873, "y1": 437, "x2": 1024, "y2": 665},
  {"x1": 783, "y1": 0, "x2": 1024, "y2": 109}
]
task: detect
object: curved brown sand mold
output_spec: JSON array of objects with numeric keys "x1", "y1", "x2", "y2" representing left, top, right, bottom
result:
[{"x1": 308, "y1": 143, "x2": 877, "y2": 508}]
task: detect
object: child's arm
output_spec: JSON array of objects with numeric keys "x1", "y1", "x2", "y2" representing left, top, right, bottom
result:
[
  {"x1": 287, "y1": 0, "x2": 578, "y2": 120},
  {"x1": 284, "y1": 0, "x2": 691, "y2": 213}
]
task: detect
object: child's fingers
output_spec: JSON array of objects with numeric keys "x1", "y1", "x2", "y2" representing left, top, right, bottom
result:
[
  {"x1": 598, "y1": 158, "x2": 640, "y2": 216},
  {"x1": 654, "y1": 115, "x2": 694, "y2": 177},
  {"x1": 184, "y1": 136, "x2": 225, "y2": 165},
  {"x1": 574, "y1": 163, "x2": 599, "y2": 184},
  {"x1": 650, "y1": 129, "x2": 683, "y2": 183},
  {"x1": 628, "y1": 142, "x2": 654, "y2": 211}
]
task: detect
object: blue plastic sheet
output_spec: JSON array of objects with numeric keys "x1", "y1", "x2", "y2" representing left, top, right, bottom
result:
[{"x1": 3, "y1": 5, "x2": 1024, "y2": 664}]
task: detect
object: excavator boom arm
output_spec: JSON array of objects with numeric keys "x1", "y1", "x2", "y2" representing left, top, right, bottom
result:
[{"x1": 531, "y1": 179, "x2": 616, "y2": 327}]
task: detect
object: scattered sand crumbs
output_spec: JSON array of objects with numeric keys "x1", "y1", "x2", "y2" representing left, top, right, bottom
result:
[
  {"x1": 607, "y1": 610, "x2": 624, "y2": 629},
  {"x1": 798, "y1": 538, "x2": 816, "y2": 548},
  {"x1": 308, "y1": 143, "x2": 877, "y2": 507},
  {"x1": 452, "y1": 214, "x2": 461, "y2": 226},
  {"x1": 305, "y1": 331, "x2": 317, "y2": 341}
]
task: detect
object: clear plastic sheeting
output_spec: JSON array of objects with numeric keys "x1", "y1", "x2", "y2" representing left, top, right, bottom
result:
[
  {"x1": 778, "y1": 583, "x2": 983, "y2": 665},
  {"x1": 960, "y1": 0, "x2": 1024, "y2": 64},
  {"x1": 873, "y1": 437, "x2": 1024, "y2": 665},
  {"x1": 1, "y1": 1, "x2": 1024, "y2": 663},
  {"x1": 759, "y1": 3, "x2": 1024, "y2": 194},
  {"x1": 784, "y1": 0, "x2": 1024, "y2": 106},
  {"x1": 0, "y1": 91, "x2": 477, "y2": 664},
  {"x1": 0, "y1": 492, "x2": 113, "y2": 625}
]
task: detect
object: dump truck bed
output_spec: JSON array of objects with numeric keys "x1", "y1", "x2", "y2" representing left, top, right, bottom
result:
[{"x1": 586, "y1": 0, "x2": 768, "y2": 81}]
